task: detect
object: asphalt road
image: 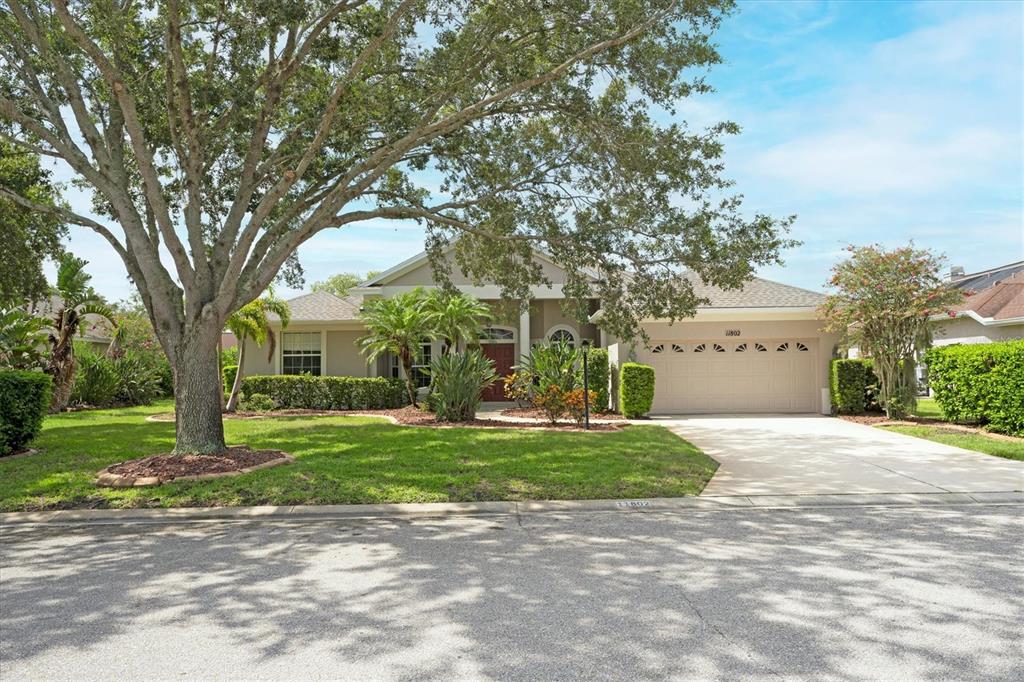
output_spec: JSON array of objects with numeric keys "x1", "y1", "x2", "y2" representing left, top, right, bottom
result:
[{"x1": 2, "y1": 504, "x2": 1022, "y2": 681}]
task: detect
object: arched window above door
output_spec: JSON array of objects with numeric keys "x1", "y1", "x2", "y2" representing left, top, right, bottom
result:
[{"x1": 547, "y1": 326, "x2": 577, "y2": 348}]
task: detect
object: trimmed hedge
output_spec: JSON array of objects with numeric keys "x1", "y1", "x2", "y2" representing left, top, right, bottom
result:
[
  {"x1": 620, "y1": 362, "x2": 655, "y2": 418},
  {"x1": 0, "y1": 370, "x2": 52, "y2": 455},
  {"x1": 240, "y1": 375, "x2": 409, "y2": 410},
  {"x1": 223, "y1": 364, "x2": 239, "y2": 392},
  {"x1": 925, "y1": 340, "x2": 1024, "y2": 435},
  {"x1": 830, "y1": 359, "x2": 868, "y2": 414},
  {"x1": 582, "y1": 348, "x2": 610, "y2": 411}
]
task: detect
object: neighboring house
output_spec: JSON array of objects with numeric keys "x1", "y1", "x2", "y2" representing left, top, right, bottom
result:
[
  {"x1": 930, "y1": 262, "x2": 1024, "y2": 346},
  {"x1": 243, "y1": 247, "x2": 839, "y2": 414},
  {"x1": 27, "y1": 294, "x2": 113, "y2": 354}
]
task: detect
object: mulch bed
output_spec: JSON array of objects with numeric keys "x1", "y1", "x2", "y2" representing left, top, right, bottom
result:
[
  {"x1": 148, "y1": 406, "x2": 624, "y2": 431},
  {"x1": 838, "y1": 414, "x2": 1022, "y2": 442},
  {"x1": 96, "y1": 446, "x2": 293, "y2": 487},
  {"x1": 500, "y1": 406, "x2": 626, "y2": 421}
]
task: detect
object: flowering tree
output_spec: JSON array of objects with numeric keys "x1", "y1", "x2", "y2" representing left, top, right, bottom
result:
[{"x1": 820, "y1": 245, "x2": 963, "y2": 418}]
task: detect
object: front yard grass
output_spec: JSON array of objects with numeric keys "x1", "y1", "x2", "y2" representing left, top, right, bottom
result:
[
  {"x1": 911, "y1": 397, "x2": 943, "y2": 419},
  {"x1": 880, "y1": 424, "x2": 1024, "y2": 461},
  {"x1": 0, "y1": 401, "x2": 718, "y2": 511}
]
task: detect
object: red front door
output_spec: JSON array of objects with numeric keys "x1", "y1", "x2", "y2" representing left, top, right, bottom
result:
[{"x1": 480, "y1": 344, "x2": 515, "y2": 401}]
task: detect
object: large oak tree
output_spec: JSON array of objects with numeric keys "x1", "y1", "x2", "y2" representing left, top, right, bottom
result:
[{"x1": 1, "y1": 0, "x2": 794, "y2": 454}]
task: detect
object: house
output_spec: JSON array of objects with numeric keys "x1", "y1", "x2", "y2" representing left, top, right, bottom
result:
[
  {"x1": 27, "y1": 295, "x2": 113, "y2": 353},
  {"x1": 930, "y1": 262, "x2": 1024, "y2": 346},
  {"x1": 242, "y1": 247, "x2": 840, "y2": 414}
]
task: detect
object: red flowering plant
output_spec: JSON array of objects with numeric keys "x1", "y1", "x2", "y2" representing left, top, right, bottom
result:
[{"x1": 820, "y1": 245, "x2": 963, "y2": 418}]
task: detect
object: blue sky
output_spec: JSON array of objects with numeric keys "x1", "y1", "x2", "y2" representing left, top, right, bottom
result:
[{"x1": 53, "y1": 0, "x2": 1024, "y2": 301}]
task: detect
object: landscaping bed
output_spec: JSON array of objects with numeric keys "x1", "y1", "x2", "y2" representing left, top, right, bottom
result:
[
  {"x1": 149, "y1": 405, "x2": 625, "y2": 431},
  {"x1": 96, "y1": 446, "x2": 293, "y2": 487},
  {"x1": 500, "y1": 406, "x2": 626, "y2": 421},
  {"x1": 0, "y1": 402, "x2": 716, "y2": 511}
]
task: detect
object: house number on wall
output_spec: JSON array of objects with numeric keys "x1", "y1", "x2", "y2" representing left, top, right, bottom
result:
[{"x1": 725, "y1": 329, "x2": 741, "y2": 336}]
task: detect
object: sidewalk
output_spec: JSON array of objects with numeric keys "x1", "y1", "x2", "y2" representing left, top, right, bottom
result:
[{"x1": 2, "y1": 490, "x2": 1020, "y2": 527}]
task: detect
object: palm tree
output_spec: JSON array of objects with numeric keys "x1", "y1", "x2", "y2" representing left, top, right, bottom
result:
[
  {"x1": 45, "y1": 254, "x2": 117, "y2": 410},
  {"x1": 0, "y1": 306, "x2": 47, "y2": 370},
  {"x1": 358, "y1": 289, "x2": 434, "y2": 406},
  {"x1": 224, "y1": 291, "x2": 290, "y2": 412},
  {"x1": 425, "y1": 290, "x2": 494, "y2": 355}
]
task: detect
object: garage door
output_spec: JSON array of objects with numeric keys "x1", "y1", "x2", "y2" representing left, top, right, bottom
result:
[{"x1": 637, "y1": 339, "x2": 819, "y2": 414}]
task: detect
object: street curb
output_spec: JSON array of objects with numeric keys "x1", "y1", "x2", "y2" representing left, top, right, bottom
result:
[{"x1": 1, "y1": 491, "x2": 1020, "y2": 527}]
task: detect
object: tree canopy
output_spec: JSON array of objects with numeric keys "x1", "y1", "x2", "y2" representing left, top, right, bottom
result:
[
  {"x1": 310, "y1": 271, "x2": 380, "y2": 298},
  {"x1": 0, "y1": 141, "x2": 66, "y2": 306},
  {"x1": 0, "y1": 0, "x2": 794, "y2": 453},
  {"x1": 820, "y1": 244, "x2": 963, "y2": 418}
]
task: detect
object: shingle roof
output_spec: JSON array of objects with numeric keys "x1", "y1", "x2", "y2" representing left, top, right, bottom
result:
[
  {"x1": 684, "y1": 274, "x2": 825, "y2": 309},
  {"x1": 28, "y1": 294, "x2": 114, "y2": 341},
  {"x1": 273, "y1": 291, "x2": 363, "y2": 322},
  {"x1": 952, "y1": 261, "x2": 1024, "y2": 293},
  {"x1": 952, "y1": 271, "x2": 1024, "y2": 321}
]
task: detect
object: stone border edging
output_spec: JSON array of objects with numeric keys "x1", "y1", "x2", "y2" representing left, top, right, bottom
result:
[
  {"x1": 2, "y1": 490, "x2": 1020, "y2": 526},
  {"x1": 95, "y1": 453, "x2": 295, "y2": 488}
]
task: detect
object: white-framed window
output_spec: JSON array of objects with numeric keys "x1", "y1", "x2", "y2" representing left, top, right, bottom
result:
[
  {"x1": 282, "y1": 332, "x2": 321, "y2": 375},
  {"x1": 411, "y1": 338, "x2": 432, "y2": 388},
  {"x1": 479, "y1": 327, "x2": 515, "y2": 342},
  {"x1": 388, "y1": 353, "x2": 400, "y2": 378},
  {"x1": 547, "y1": 325, "x2": 577, "y2": 348}
]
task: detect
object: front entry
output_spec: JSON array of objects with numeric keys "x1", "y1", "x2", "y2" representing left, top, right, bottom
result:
[{"x1": 480, "y1": 343, "x2": 516, "y2": 401}]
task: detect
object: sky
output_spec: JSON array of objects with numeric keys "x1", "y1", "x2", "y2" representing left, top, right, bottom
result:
[{"x1": 46, "y1": 0, "x2": 1024, "y2": 302}]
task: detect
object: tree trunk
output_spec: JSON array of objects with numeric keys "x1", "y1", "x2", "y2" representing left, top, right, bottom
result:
[
  {"x1": 172, "y1": 331, "x2": 227, "y2": 454},
  {"x1": 401, "y1": 350, "x2": 418, "y2": 406},
  {"x1": 225, "y1": 336, "x2": 246, "y2": 412}
]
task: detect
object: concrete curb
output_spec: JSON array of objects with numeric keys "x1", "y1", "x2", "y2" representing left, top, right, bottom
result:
[{"x1": 1, "y1": 491, "x2": 1020, "y2": 527}]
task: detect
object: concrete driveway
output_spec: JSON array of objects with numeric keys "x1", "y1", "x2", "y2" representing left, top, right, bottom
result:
[{"x1": 651, "y1": 415, "x2": 1024, "y2": 497}]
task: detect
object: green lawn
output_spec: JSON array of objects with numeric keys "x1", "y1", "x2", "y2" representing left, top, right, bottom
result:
[
  {"x1": 911, "y1": 397, "x2": 944, "y2": 419},
  {"x1": 0, "y1": 401, "x2": 718, "y2": 511},
  {"x1": 880, "y1": 425, "x2": 1024, "y2": 461}
]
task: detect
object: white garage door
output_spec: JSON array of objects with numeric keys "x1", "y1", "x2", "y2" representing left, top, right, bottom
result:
[{"x1": 637, "y1": 339, "x2": 819, "y2": 414}]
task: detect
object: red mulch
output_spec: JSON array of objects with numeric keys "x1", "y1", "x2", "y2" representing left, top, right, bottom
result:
[
  {"x1": 106, "y1": 446, "x2": 287, "y2": 479},
  {"x1": 364, "y1": 405, "x2": 623, "y2": 431},
  {"x1": 500, "y1": 406, "x2": 625, "y2": 421}
]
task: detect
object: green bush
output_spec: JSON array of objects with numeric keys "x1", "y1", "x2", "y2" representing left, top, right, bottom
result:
[
  {"x1": 71, "y1": 351, "x2": 119, "y2": 407},
  {"x1": 620, "y1": 362, "x2": 655, "y2": 418},
  {"x1": 71, "y1": 347, "x2": 161, "y2": 407},
  {"x1": 240, "y1": 375, "x2": 408, "y2": 410},
  {"x1": 582, "y1": 348, "x2": 610, "y2": 411},
  {"x1": 223, "y1": 364, "x2": 239, "y2": 392},
  {"x1": 240, "y1": 393, "x2": 275, "y2": 412},
  {"x1": 830, "y1": 359, "x2": 868, "y2": 414},
  {"x1": 427, "y1": 349, "x2": 498, "y2": 422},
  {"x1": 925, "y1": 341, "x2": 1024, "y2": 435},
  {"x1": 515, "y1": 340, "x2": 579, "y2": 397},
  {"x1": 0, "y1": 370, "x2": 52, "y2": 455}
]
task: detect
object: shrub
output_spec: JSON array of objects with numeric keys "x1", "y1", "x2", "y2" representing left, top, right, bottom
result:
[
  {"x1": 70, "y1": 350, "x2": 119, "y2": 407},
  {"x1": 0, "y1": 370, "x2": 52, "y2": 455},
  {"x1": 533, "y1": 385, "x2": 568, "y2": 423},
  {"x1": 515, "y1": 340, "x2": 579, "y2": 396},
  {"x1": 925, "y1": 341, "x2": 1024, "y2": 435},
  {"x1": 581, "y1": 348, "x2": 609, "y2": 411},
  {"x1": 502, "y1": 371, "x2": 533, "y2": 406},
  {"x1": 563, "y1": 388, "x2": 599, "y2": 426},
  {"x1": 240, "y1": 393, "x2": 275, "y2": 412},
  {"x1": 427, "y1": 349, "x2": 497, "y2": 422},
  {"x1": 71, "y1": 348, "x2": 161, "y2": 407},
  {"x1": 830, "y1": 359, "x2": 868, "y2": 415},
  {"x1": 620, "y1": 362, "x2": 655, "y2": 418},
  {"x1": 240, "y1": 375, "x2": 408, "y2": 410},
  {"x1": 111, "y1": 351, "x2": 162, "y2": 405},
  {"x1": 223, "y1": 364, "x2": 239, "y2": 393}
]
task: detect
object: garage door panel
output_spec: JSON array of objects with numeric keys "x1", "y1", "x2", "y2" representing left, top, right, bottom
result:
[{"x1": 636, "y1": 338, "x2": 819, "y2": 414}]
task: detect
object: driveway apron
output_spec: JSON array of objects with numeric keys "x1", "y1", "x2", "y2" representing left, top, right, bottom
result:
[{"x1": 650, "y1": 415, "x2": 1024, "y2": 496}]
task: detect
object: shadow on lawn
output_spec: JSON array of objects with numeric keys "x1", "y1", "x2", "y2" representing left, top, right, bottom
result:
[{"x1": 1, "y1": 507, "x2": 1021, "y2": 678}]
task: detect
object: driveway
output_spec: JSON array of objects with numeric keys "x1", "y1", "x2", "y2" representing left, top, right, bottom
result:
[{"x1": 652, "y1": 415, "x2": 1024, "y2": 497}]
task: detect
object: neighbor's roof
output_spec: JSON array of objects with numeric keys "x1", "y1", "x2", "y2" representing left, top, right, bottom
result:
[
  {"x1": 271, "y1": 290, "x2": 363, "y2": 322},
  {"x1": 685, "y1": 274, "x2": 825, "y2": 309},
  {"x1": 951, "y1": 270, "x2": 1024, "y2": 322},
  {"x1": 28, "y1": 294, "x2": 114, "y2": 341},
  {"x1": 951, "y1": 261, "x2": 1024, "y2": 293}
]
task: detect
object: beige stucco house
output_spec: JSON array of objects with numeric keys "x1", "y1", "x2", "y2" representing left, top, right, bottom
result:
[{"x1": 242, "y1": 247, "x2": 840, "y2": 414}]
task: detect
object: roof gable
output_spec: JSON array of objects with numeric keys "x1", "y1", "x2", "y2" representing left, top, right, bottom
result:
[
  {"x1": 684, "y1": 274, "x2": 825, "y2": 309},
  {"x1": 953, "y1": 270, "x2": 1024, "y2": 321},
  {"x1": 273, "y1": 290, "x2": 362, "y2": 322}
]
